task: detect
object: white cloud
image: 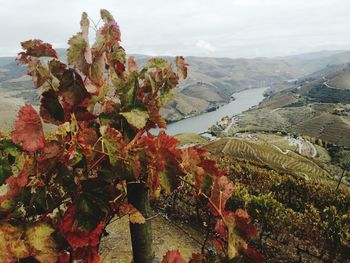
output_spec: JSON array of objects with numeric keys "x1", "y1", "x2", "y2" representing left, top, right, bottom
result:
[
  {"x1": 195, "y1": 40, "x2": 217, "y2": 52},
  {"x1": 0, "y1": 0, "x2": 349, "y2": 58}
]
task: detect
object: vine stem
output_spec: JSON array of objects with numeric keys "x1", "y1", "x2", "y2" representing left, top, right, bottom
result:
[
  {"x1": 91, "y1": 148, "x2": 128, "y2": 161},
  {"x1": 127, "y1": 127, "x2": 147, "y2": 150},
  {"x1": 89, "y1": 154, "x2": 106, "y2": 171},
  {"x1": 36, "y1": 193, "x2": 70, "y2": 221}
]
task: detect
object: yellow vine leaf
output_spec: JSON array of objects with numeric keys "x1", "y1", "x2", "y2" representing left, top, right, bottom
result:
[
  {"x1": 120, "y1": 109, "x2": 149, "y2": 129},
  {"x1": 227, "y1": 215, "x2": 247, "y2": 259},
  {"x1": 0, "y1": 199, "x2": 14, "y2": 212},
  {"x1": 129, "y1": 211, "x2": 146, "y2": 224},
  {"x1": 0, "y1": 222, "x2": 30, "y2": 260},
  {"x1": 26, "y1": 223, "x2": 58, "y2": 263}
]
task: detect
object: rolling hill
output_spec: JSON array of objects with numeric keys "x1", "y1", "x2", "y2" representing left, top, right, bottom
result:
[
  {"x1": 1, "y1": 49, "x2": 350, "y2": 128},
  {"x1": 205, "y1": 137, "x2": 333, "y2": 182},
  {"x1": 226, "y1": 65, "x2": 350, "y2": 148},
  {"x1": 280, "y1": 50, "x2": 350, "y2": 74}
]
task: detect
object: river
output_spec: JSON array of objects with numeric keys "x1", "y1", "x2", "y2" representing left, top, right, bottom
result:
[{"x1": 159, "y1": 87, "x2": 268, "y2": 135}]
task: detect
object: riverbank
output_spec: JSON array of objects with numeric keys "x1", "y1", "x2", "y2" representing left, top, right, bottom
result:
[{"x1": 162, "y1": 87, "x2": 268, "y2": 135}]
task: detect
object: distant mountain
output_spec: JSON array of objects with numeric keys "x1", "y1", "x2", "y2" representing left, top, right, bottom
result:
[
  {"x1": 162, "y1": 56, "x2": 303, "y2": 121},
  {"x1": 1, "y1": 49, "x2": 350, "y2": 128},
  {"x1": 226, "y1": 65, "x2": 350, "y2": 147},
  {"x1": 266, "y1": 51, "x2": 350, "y2": 94},
  {"x1": 281, "y1": 50, "x2": 350, "y2": 74},
  {"x1": 0, "y1": 52, "x2": 302, "y2": 124},
  {"x1": 0, "y1": 57, "x2": 16, "y2": 67},
  {"x1": 280, "y1": 50, "x2": 348, "y2": 61}
]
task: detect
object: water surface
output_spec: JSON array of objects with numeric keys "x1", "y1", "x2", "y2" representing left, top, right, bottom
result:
[{"x1": 161, "y1": 87, "x2": 267, "y2": 135}]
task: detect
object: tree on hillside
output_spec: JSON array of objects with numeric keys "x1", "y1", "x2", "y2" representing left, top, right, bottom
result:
[{"x1": 0, "y1": 10, "x2": 262, "y2": 263}]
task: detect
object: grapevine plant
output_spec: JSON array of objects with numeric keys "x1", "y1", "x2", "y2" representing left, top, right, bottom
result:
[{"x1": 0, "y1": 10, "x2": 262, "y2": 263}]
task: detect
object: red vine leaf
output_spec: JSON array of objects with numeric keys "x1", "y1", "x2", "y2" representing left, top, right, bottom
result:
[
  {"x1": 148, "y1": 106, "x2": 167, "y2": 129},
  {"x1": 214, "y1": 210, "x2": 259, "y2": 260},
  {"x1": 58, "y1": 251, "x2": 71, "y2": 263},
  {"x1": 59, "y1": 69, "x2": 90, "y2": 108},
  {"x1": 209, "y1": 176, "x2": 235, "y2": 216},
  {"x1": 115, "y1": 59, "x2": 126, "y2": 75},
  {"x1": 40, "y1": 90, "x2": 65, "y2": 124},
  {"x1": 161, "y1": 250, "x2": 186, "y2": 263},
  {"x1": 12, "y1": 105, "x2": 46, "y2": 152},
  {"x1": 77, "y1": 127, "x2": 98, "y2": 162},
  {"x1": 132, "y1": 154, "x2": 142, "y2": 179},
  {"x1": 180, "y1": 147, "x2": 223, "y2": 193},
  {"x1": 0, "y1": 157, "x2": 33, "y2": 202},
  {"x1": 233, "y1": 209, "x2": 257, "y2": 239},
  {"x1": 59, "y1": 69, "x2": 89, "y2": 106},
  {"x1": 48, "y1": 59, "x2": 67, "y2": 79},
  {"x1": 141, "y1": 132, "x2": 181, "y2": 196},
  {"x1": 213, "y1": 218, "x2": 227, "y2": 250},
  {"x1": 18, "y1": 39, "x2": 58, "y2": 63},
  {"x1": 58, "y1": 205, "x2": 104, "y2": 263},
  {"x1": 37, "y1": 140, "x2": 64, "y2": 170},
  {"x1": 26, "y1": 58, "x2": 52, "y2": 88},
  {"x1": 118, "y1": 203, "x2": 135, "y2": 215},
  {"x1": 147, "y1": 165, "x2": 161, "y2": 197},
  {"x1": 101, "y1": 21, "x2": 121, "y2": 50}
]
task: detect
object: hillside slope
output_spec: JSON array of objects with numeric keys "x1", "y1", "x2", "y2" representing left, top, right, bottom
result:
[
  {"x1": 226, "y1": 66, "x2": 350, "y2": 147},
  {"x1": 205, "y1": 137, "x2": 333, "y2": 183},
  {"x1": 174, "y1": 134, "x2": 350, "y2": 262},
  {"x1": 1, "y1": 50, "x2": 350, "y2": 127}
]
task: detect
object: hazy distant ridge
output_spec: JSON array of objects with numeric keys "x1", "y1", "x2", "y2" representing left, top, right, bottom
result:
[{"x1": 1, "y1": 49, "x2": 350, "y2": 126}]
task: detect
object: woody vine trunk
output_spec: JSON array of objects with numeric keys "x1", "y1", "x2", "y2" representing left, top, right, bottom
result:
[{"x1": 127, "y1": 182, "x2": 155, "y2": 263}]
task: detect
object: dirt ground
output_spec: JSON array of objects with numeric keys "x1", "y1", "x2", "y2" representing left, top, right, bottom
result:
[{"x1": 99, "y1": 215, "x2": 204, "y2": 263}]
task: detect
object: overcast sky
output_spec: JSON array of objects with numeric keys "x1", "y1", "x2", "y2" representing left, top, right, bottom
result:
[{"x1": 1, "y1": 0, "x2": 350, "y2": 58}]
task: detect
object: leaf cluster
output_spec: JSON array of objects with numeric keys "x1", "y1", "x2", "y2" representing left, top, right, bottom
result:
[{"x1": 0, "y1": 9, "x2": 262, "y2": 263}]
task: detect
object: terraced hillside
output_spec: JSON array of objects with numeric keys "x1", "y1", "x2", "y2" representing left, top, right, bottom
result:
[
  {"x1": 205, "y1": 137, "x2": 335, "y2": 183},
  {"x1": 164, "y1": 132, "x2": 350, "y2": 262},
  {"x1": 226, "y1": 67, "x2": 350, "y2": 147}
]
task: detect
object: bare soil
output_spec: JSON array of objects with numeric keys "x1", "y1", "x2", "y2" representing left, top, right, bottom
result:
[{"x1": 99, "y1": 215, "x2": 204, "y2": 263}]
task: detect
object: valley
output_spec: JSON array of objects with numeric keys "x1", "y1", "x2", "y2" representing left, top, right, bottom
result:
[
  {"x1": 1, "y1": 2, "x2": 350, "y2": 262},
  {"x1": 222, "y1": 66, "x2": 350, "y2": 148},
  {"x1": 2, "y1": 50, "x2": 350, "y2": 128},
  {"x1": 1, "y1": 48, "x2": 350, "y2": 262},
  {"x1": 165, "y1": 54, "x2": 350, "y2": 261}
]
